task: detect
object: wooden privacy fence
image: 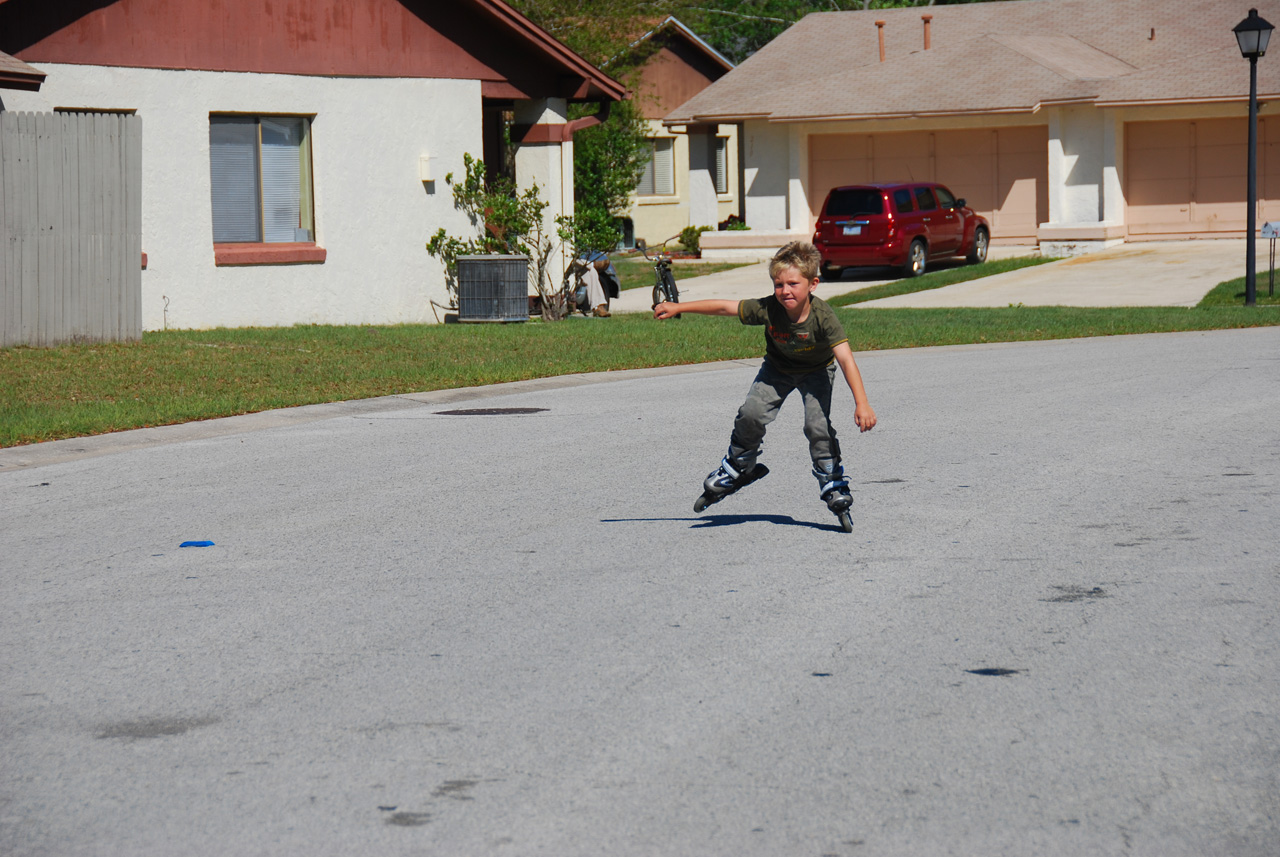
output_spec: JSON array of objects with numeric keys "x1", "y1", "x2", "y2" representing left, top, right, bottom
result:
[{"x1": 2, "y1": 111, "x2": 142, "y2": 347}]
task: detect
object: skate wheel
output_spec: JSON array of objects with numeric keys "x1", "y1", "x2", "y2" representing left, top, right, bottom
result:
[
  {"x1": 837, "y1": 510, "x2": 853, "y2": 533},
  {"x1": 694, "y1": 493, "x2": 712, "y2": 513}
]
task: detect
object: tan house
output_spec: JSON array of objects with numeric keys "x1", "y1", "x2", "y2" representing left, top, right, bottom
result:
[
  {"x1": 665, "y1": 0, "x2": 1280, "y2": 258},
  {"x1": 613, "y1": 17, "x2": 738, "y2": 248}
]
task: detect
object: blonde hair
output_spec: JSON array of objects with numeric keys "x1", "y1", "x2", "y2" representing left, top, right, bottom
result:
[{"x1": 769, "y1": 241, "x2": 822, "y2": 282}]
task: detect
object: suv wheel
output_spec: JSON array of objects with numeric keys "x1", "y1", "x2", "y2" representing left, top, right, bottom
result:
[
  {"x1": 903, "y1": 239, "x2": 927, "y2": 278},
  {"x1": 820, "y1": 263, "x2": 843, "y2": 282},
  {"x1": 966, "y1": 227, "x2": 989, "y2": 264}
]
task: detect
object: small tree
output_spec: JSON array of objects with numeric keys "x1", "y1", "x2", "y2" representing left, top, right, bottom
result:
[
  {"x1": 426, "y1": 153, "x2": 565, "y2": 320},
  {"x1": 568, "y1": 97, "x2": 650, "y2": 252}
]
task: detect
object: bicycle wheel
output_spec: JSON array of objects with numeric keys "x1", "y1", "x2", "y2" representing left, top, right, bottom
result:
[{"x1": 662, "y1": 269, "x2": 680, "y2": 303}]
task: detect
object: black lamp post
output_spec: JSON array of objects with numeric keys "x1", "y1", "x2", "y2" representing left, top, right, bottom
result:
[{"x1": 1235, "y1": 8, "x2": 1274, "y2": 306}]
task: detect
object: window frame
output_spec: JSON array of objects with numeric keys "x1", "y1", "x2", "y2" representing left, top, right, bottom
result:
[
  {"x1": 209, "y1": 113, "x2": 324, "y2": 266},
  {"x1": 713, "y1": 136, "x2": 730, "y2": 196},
  {"x1": 636, "y1": 137, "x2": 676, "y2": 197}
]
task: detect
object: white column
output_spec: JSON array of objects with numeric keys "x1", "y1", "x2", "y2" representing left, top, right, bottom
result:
[
  {"x1": 787, "y1": 123, "x2": 810, "y2": 233},
  {"x1": 1045, "y1": 107, "x2": 1069, "y2": 225},
  {"x1": 1041, "y1": 105, "x2": 1123, "y2": 255},
  {"x1": 514, "y1": 98, "x2": 569, "y2": 289},
  {"x1": 1101, "y1": 109, "x2": 1125, "y2": 226},
  {"x1": 687, "y1": 127, "x2": 718, "y2": 229},
  {"x1": 742, "y1": 120, "x2": 790, "y2": 231}
]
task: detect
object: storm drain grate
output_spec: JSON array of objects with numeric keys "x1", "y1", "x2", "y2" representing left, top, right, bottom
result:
[{"x1": 435, "y1": 407, "x2": 548, "y2": 416}]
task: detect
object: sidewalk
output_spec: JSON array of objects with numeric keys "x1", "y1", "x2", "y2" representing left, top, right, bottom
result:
[{"x1": 609, "y1": 239, "x2": 1249, "y2": 312}]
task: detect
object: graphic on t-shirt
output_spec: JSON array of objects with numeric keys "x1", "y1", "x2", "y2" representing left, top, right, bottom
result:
[
  {"x1": 743, "y1": 295, "x2": 847, "y2": 373},
  {"x1": 768, "y1": 326, "x2": 814, "y2": 350}
]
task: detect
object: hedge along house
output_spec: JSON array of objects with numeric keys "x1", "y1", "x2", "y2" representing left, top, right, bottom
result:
[
  {"x1": 665, "y1": 0, "x2": 1280, "y2": 260},
  {"x1": 608, "y1": 17, "x2": 737, "y2": 249},
  {"x1": 0, "y1": 0, "x2": 625, "y2": 330}
]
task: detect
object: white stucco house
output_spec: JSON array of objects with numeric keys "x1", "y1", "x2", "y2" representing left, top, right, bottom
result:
[
  {"x1": 664, "y1": 0, "x2": 1280, "y2": 260},
  {"x1": 0, "y1": 0, "x2": 624, "y2": 329}
]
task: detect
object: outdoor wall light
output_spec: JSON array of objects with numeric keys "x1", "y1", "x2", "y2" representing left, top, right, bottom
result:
[{"x1": 1235, "y1": 8, "x2": 1274, "y2": 306}]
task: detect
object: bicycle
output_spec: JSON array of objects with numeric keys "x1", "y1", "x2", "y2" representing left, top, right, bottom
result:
[{"x1": 638, "y1": 239, "x2": 680, "y2": 310}]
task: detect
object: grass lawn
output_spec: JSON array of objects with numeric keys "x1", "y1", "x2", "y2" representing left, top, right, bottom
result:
[
  {"x1": 612, "y1": 254, "x2": 753, "y2": 291},
  {"x1": 1197, "y1": 274, "x2": 1280, "y2": 307},
  {"x1": 828, "y1": 255, "x2": 1055, "y2": 306},
  {"x1": 4, "y1": 301, "x2": 1280, "y2": 448}
]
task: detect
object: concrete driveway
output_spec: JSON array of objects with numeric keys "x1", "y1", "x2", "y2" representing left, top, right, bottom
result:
[
  {"x1": 3, "y1": 328, "x2": 1278, "y2": 856},
  {"x1": 609, "y1": 239, "x2": 1255, "y2": 312},
  {"x1": 863, "y1": 239, "x2": 1256, "y2": 308}
]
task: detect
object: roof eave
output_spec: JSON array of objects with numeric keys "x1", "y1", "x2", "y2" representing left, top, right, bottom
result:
[
  {"x1": 607, "y1": 15, "x2": 735, "y2": 73},
  {"x1": 658, "y1": 17, "x2": 735, "y2": 71},
  {"x1": 0, "y1": 49, "x2": 44, "y2": 90},
  {"x1": 663, "y1": 112, "x2": 771, "y2": 126},
  {"x1": 1093, "y1": 94, "x2": 1280, "y2": 108},
  {"x1": 474, "y1": 0, "x2": 628, "y2": 102},
  {"x1": 0, "y1": 71, "x2": 44, "y2": 90},
  {"x1": 768, "y1": 105, "x2": 1042, "y2": 123}
]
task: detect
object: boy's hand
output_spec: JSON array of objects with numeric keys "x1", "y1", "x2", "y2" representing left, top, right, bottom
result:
[
  {"x1": 855, "y1": 403, "x2": 877, "y2": 432},
  {"x1": 653, "y1": 302, "x2": 678, "y2": 320}
]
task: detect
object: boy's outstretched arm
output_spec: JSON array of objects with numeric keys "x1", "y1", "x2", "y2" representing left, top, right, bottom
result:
[
  {"x1": 654, "y1": 299, "x2": 738, "y2": 320},
  {"x1": 832, "y1": 342, "x2": 877, "y2": 432}
]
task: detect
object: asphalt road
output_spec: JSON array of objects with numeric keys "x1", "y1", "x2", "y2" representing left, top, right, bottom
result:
[{"x1": 2, "y1": 328, "x2": 1278, "y2": 856}]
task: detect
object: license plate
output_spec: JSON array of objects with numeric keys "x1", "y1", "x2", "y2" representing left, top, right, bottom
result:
[{"x1": 842, "y1": 225, "x2": 862, "y2": 236}]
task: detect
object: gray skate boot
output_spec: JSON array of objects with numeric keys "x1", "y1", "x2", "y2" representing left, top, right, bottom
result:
[
  {"x1": 694, "y1": 455, "x2": 769, "y2": 513},
  {"x1": 816, "y1": 465, "x2": 854, "y2": 533}
]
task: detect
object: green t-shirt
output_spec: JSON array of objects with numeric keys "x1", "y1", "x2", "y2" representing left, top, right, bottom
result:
[{"x1": 738, "y1": 295, "x2": 848, "y2": 375}]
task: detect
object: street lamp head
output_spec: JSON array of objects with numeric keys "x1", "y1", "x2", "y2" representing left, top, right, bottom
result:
[{"x1": 1235, "y1": 8, "x2": 1275, "y2": 59}]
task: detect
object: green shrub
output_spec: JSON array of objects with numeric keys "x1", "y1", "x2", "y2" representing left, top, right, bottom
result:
[{"x1": 680, "y1": 225, "x2": 713, "y2": 253}]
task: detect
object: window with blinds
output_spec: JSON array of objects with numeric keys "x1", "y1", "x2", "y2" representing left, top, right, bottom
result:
[
  {"x1": 714, "y1": 136, "x2": 729, "y2": 195},
  {"x1": 210, "y1": 115, "x2": 314, "y2": 244},
  {"x1": 636, "y1": 137, "x2": 675, "y2": 196}
]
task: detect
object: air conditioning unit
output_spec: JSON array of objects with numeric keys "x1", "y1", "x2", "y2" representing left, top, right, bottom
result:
[{"x1": 456, "y1": 255, "x2": 529, "y2": 323}]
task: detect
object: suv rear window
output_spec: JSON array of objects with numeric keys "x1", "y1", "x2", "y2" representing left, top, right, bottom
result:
[
  {"x1": 825, "y1": 188, "x2": 884, "y2": 217},
  {"x1": 893, "y1": 189, "x2": 913, "y2": 213}
]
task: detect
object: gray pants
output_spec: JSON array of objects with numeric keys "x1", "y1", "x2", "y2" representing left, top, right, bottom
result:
[{"x1": 728, "y1": 360, "x2": 842, "y2": 480}]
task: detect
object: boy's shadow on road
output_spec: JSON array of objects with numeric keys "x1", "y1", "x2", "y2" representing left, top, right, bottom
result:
[{"x1": 602, "y1": 514, "x2": 840, "y2": 532}]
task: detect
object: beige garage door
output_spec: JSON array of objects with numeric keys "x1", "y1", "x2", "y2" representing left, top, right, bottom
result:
[
  {"x1": 1126, "y1": 117, "x2": 1280, "y2": 236},
  {"x1": 809, "y1": 127, "x2": 1048, "y2": 242}
]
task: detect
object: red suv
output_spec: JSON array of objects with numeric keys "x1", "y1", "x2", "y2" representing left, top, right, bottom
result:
[{"x1": 813, "y1": 182, "x2": 990, "y2": 280}]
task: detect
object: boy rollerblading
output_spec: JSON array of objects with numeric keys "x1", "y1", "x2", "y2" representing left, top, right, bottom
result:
[{"x1": 656, "y1": 241, "x2": 876, "y2": 532}]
